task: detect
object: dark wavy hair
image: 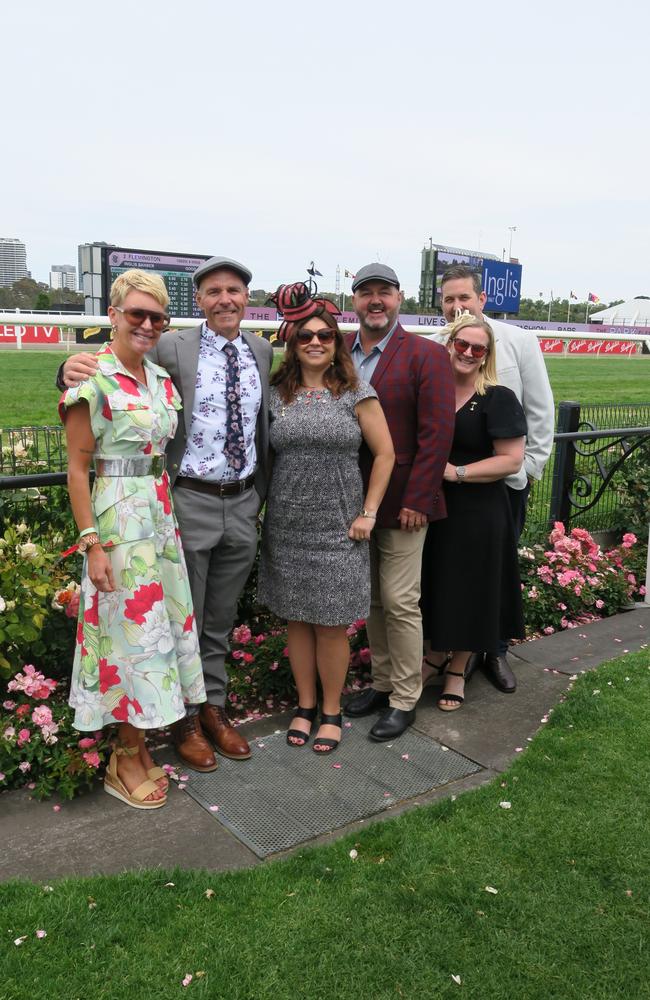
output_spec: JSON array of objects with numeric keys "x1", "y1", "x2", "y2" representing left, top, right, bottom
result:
[{"x1": 271, "y1": 306, "x2": 359, "y2": 404}]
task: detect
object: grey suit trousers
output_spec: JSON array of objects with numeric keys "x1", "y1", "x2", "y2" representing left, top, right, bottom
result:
[{"x1": 172, "y1": 483, "x2": 260, "y2": 707}]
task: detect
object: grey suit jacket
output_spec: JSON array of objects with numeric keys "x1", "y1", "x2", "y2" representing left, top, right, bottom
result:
[{"x1": 149, "y1": 325, "x2": 274, "y2": 501}]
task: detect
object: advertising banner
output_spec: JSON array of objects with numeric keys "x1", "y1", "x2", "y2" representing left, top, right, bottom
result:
[{"x1": 0, "y1": 325, "x2": 61, "y2": 344}]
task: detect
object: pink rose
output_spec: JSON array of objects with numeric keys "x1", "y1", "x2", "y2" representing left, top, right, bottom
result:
[
  {"x1": 543, "y1": 626, "x2": 555, "y2": 635},
  {"x1": 622, "y1": 533, "x2": 637, "y2": 549},
  {"x1": 242, "y1": 652, "x2": 254, "y2": 664},
  {"x1": 595, "y1": 599, "x2": 604, "y2": 609},
  {"x1": 32, "y1": 705, "x2": 53, "y2": 727},
  {"x1": 18, "y1": 761, "x2": 31, "y2": 773},
  {"x1": 359, "y1": 648, "x2": 372, "y2": 664},
  {"x1": 17, "y1": 728, "x2": 31, "y2": 746},
  {"x1": 2, "y1": 700, "x2": 16, "y2": 711},
  {"x1": 82, "y1": 751, "x2": 101, "y2": 768},
  {"x1": 78, "y1": 737, "x2": 97, "y2": 749},
  {"x1": 232, "y1": 624, "x2": 252, "y2": 644}
]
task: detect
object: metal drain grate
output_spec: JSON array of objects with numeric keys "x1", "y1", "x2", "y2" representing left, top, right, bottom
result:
[{"x1": 181, "y1": 716, "x2": 482, "y2": 858}]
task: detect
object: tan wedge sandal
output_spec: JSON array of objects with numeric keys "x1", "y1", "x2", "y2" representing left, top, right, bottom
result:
[{"x1": 104, "y1": 745, "x2": 167, "y2": 810}]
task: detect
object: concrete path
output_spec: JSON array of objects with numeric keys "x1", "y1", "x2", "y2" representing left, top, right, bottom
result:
[{"x1": 1, "y1": 607, "x2": 648, "y2": 883}]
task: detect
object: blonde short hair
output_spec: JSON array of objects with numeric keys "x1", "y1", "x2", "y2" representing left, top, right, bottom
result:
[
  {"x1": 444, "y1": 312, "x2": 497, "y2": 396},
  {"x1": 110, "y1": 269, "x2": 170, "y2": 310}
]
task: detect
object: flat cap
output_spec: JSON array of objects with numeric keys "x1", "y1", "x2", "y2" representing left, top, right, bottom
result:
[
  {"x1": 351, "y1": 262, "x2": 400, "y2": 292},
  {"x1": 192, "y1": 255, "x2": 252, "y2": 288}
]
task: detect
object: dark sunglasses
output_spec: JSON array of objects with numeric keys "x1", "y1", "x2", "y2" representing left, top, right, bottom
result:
[
  {"x1": 114, "y1": 306, "x2": 170, "y2": 332},
  {"x1": 295, "y1": 329, "x2": 335, "y2": 344},
  {"x1": 451, "y1": 337, "x2": 489, "y2": 359}
]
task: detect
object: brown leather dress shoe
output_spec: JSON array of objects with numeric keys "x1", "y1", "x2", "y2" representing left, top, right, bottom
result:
[
  {"x1": 171, "y1": 714, "x2": 218, "y2": 772},
  {"x1": 200, "y1": 704, "x2": 251, "y2": 760}
]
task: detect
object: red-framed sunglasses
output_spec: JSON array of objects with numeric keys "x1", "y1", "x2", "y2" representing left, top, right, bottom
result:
[{"x1": 451, "y1": 337, "x2": 489, "y2": 359}]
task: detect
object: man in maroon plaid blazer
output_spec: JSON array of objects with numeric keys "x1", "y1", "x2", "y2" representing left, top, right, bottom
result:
[{"x1": 344, "y1": 263, "x2": 455, "y2": 740}]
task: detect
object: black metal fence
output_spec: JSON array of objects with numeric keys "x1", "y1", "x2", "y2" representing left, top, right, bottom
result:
[{"x1": 1, "y1": 405, "x2": 649, "y2": 543}]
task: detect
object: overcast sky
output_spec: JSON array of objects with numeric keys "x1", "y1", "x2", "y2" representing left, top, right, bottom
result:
[{"x1": 4, "y1": 0, "x2": 648, "y2": 304}]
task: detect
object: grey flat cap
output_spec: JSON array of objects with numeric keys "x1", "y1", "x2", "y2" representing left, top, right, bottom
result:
[
  {"x1": 192, "y1": 255, "x2": 252, "y2": 288},
  {"x1": 351, "y1": 262, "x2": 400, "y2": 292}
]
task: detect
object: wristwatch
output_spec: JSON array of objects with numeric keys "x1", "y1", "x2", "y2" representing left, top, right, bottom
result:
[
  {"x1": 77, "y1": 532, "x2": 101, "y2": 553},
  {"x1": 456, "y1": 466, "x2": 467, "y2": 483}
]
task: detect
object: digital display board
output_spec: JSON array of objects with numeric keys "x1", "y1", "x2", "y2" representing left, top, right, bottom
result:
[{"x1": 102, "y1": 246, "x2": 211, "y2": 318}]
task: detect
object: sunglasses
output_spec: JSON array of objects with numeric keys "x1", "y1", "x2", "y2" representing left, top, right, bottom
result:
[
  {"x1": 114, "y1": 306, "x2": 170, "y2": 332},
  {"x1": 295, "y1": 329, "x2": 335, "y2": 344},
  {"x1": 451, "y1": 337, "x2": 489, "y2": 359}
]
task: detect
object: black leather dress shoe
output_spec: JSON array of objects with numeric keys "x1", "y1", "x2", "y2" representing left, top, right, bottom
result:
[
  {"x1": 464, "y1": 652, "x2": 485, "y2": 682},
  {"x1": 344, "y1": 688, "x2": 391, "y2": 717},
  {"x1": 484, "y1": 653, "x2": 517, "y2": 693},
  {"x1": 369, "y1": 707, "x2": 416, "y2": 741}
]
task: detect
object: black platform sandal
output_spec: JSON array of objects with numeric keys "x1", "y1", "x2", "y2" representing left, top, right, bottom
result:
[
  {"x1": 437, "y1": 670, "x2": 466, "y2": 712},
  {"x1": 286, "y1": 706, "x2": 318, "y2": 746},
  {"x1": 312, "y1": 712, "x2": 342, "y2": 754}
]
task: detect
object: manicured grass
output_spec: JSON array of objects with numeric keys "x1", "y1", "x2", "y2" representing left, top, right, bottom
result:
[
  {"x1": 1, "y1": 352, "x2": 649, "y2": 429},
  {"x1": 2, "y1": 650, "x2": 649, "y2": 1000}
]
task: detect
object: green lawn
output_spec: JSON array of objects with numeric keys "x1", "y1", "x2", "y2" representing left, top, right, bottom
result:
[
  {"x1": 2, "y1": 650, "x2": 650, "y2": 1000},
  {"x1": 0, "y1": 352, "x2": 649, "y2": 429}
]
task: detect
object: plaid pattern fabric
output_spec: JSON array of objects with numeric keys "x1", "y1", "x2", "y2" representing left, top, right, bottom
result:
[{"x1": 347, "y1": 326, "x2": 455, "y2": 528}]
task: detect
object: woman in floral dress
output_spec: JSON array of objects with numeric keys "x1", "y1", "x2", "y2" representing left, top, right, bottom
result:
[{"x1": 60, "y1": 269, "x2": 206, "y2": 809}]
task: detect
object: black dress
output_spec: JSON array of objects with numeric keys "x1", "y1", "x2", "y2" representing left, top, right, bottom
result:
[{"x1": 421, "y1": 385, "x2": 527, "y2": 652}]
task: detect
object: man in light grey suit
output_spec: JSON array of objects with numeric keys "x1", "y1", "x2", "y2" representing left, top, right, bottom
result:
[
  {"x1": 60, "y1": 257, "x2": 273, "y2": 771},
  {"x1": 428, "y1": 264, "x2": 554, "y2": 693}
]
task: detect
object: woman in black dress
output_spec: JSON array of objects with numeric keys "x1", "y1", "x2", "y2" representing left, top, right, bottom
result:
[{"x1": 421, "y1": 313, "x2": 527, "y2": 711}]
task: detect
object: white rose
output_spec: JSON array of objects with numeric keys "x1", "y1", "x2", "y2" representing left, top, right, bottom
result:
[
  {"x1": 19, "y1": 542, "x2": 39, "y2": 560},
  {"x1": 0, "y1": 596, "x2": 5, "y2": 613}
]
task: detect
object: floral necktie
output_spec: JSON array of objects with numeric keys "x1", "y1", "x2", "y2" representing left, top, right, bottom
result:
[{"x1": 222, "y1": 342, "x2": 246, "y2": 473}]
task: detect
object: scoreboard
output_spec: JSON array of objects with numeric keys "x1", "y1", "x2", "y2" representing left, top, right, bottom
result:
[{"x1": 101, "y1": 246, "x2": 211, "y2": 318}]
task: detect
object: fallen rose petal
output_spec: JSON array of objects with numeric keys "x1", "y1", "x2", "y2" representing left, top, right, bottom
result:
[
  {"x1": 441, "y1": 745, "x2": 449, "y2": 752},
  {"x1": 182, "y1": 974, "x2": 193, "y2": 987},
  {"x1": 52, "y1": 805, "x2": 61, "y2": 812},
  {"x1": 164, "y1": 882, "x2": 175, "y2": 887},
  {"x1": 36, "y1": 929, "x2": 47, "y2": 938},
  {"x1": 204, "y1": 889, "x2": 215, "y2": 899},
  {"x1": 209, "y1": 805, "x2": 219, "y2": 812},
  {"x1": 256, "y1": 743, "x2": 265, "y2": 749},
  {"x1": 625, "y1": 890, "x2": 633, "y2": 897},
  {"x1": 514, "y1": 747, "x2": 523, "y2": 752},
  {"x1": 344, "y1": 722, "x2": 352, "y2": 728},
  {"x1": 401, "y1": 753, "x2": 409, "y2": 760},
  {"x1": 178, "y1": 783, "x2": 186, "y2": 790},
  {"x1": 593, "y1": 690, "x2": 600, "y2": 695},
  {"x1": 42, "y1": 886, "x2": 54, "y2": 893},
  {"x1": 349, "y1": 849, "x2": 358, "y2": 860},
  {"x1": 14, "y1": 936, "x2": 27, "y2": 946},
  {"x1": 614, "y1": 638, "x2": 622, "y2": 643},
  {"x1": 499, "y1": 801, "x2": 512, "y2": 809},
  {"x1": 485, "y1": 886, "x2": 498, "y2": 894},
  {"x1": 179, "y1": 774, "x2": 190, "y2": 782},
  {"x1": 383, "y1": 792, "x2": 391, "y2": 797},
  {"x1": 451, "y1": 974, "x2": 462, "y2": 985},
  {"x1": 332, "y1": 763, "x2": 342, "y2": 769}
]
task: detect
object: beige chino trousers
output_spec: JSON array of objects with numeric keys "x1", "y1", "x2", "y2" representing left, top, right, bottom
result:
[{"x1": 366, "y1": 527, "x2": 427, "y2": 711}]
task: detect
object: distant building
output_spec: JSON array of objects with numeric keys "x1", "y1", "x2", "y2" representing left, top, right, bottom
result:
[
  {"x1": 50, "y1": 264, "x2": 77, "y2": 291},
  {"x1": 0, "y1": 237, "x2": 29, "y2": 288}
]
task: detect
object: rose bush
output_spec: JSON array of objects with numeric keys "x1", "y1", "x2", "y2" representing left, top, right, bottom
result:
[
  {"x1": 520, "y1": 523, "x2": 646, "y2": 635},
  {"x1": 0, "y1": 524, "x2": 77, "y2": 678},
  {"x1": 0, "y1": 665, "x2": 110, "y2": 799}
]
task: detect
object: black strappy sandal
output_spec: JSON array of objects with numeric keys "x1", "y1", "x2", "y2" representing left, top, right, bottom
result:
[
  {"x1": 437, "y1": 669, "x2": 466, "y2": 712},
  {"x1": 422, "y1": 653, "x2": 451, "y2": 688},
  {"x1": 286, "y1": 706, "x2": 318, "y2": 746},
  {"x1": 312, "y1": 712, "x2": 342, "y2": 754}
]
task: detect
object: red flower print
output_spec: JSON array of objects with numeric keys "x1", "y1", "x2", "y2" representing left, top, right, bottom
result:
[
  {"x1": 183, "y1": 613, "x2": 195, "y2": 633},
  {"x1": 76, "y1": 621, "x2": 84, "y2": 645},
  {"x1": 99, "y1": 658, "x2": 120, "y2": 694},
  {"x1": 114, "y1": 373, "x2": 140, "y2": 395},
  {"x1": 124, "y1": 581, "x2": 164, "y2": 624},
  {"x1": 84, "y1": 591, "x2": 99, "y2": 627},
  {"x1": 143, "y1": 441, "x2": 152, "y2": 455},
  {"x1": 112, "y1": 695, "x2": 143, "y2": 722},
  {"x1": 155, "y1": 478, "x2": 172, "y2": 515},
  {"x1": 163, "y1": 378, "x2": 175, "y2": 405},
  {"x1": 101, "y1": 396, "x2": 112, "y2": 421}
]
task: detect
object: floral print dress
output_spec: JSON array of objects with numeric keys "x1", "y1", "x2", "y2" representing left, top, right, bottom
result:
[{"x1": 59, "y1": 345, "x2": 206, "y2": 732}]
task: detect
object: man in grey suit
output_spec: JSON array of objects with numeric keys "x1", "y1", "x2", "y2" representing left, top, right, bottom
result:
[{"x1": 60, "y1": 256, "x2": 273, "y2": 771}]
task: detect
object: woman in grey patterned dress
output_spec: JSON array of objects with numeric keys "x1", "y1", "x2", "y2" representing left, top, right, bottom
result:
[{"x1": 258, "y1": 283, "x2": 394, "y2": 753}]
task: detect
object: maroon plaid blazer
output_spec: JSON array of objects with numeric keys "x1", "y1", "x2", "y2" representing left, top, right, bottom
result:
[{"x1": 347, "y1": 325, "x2": 455, "y2": 529}]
